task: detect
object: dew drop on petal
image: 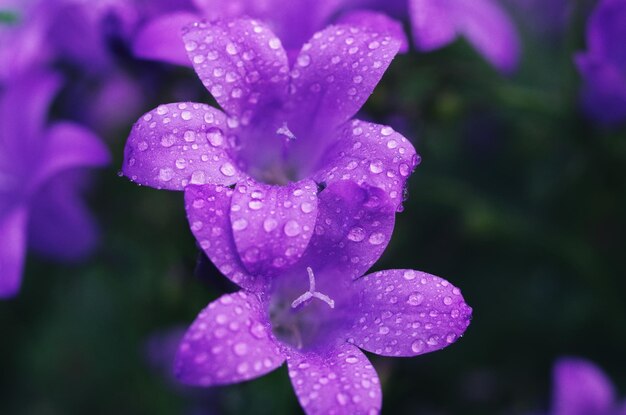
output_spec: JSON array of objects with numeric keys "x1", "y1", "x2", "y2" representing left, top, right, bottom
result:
[
  {"x1": 206, "y1": 127, "x2": 224, "y2": 146},
  {"x1": 220, "y1": 163, "x2": 236, "y2": 177},
  {"x1": 263, "y1": 218, "x2": 278, "y2": 232},
  {"x1": 233, "y1": 218, "x2": 248, "y2": 231},
  {"x1": 368, "y1": 232, "x2": 385, "y2": 245},
  {"x1": 284, "y1": 220, "x2": 301, "y2": 237},
  {"x1": 411, "y1": 340, "x2": 425, "y2": 353},
  {"x1": 347, "y1": 227, "x2": 366, "y2": 242}
]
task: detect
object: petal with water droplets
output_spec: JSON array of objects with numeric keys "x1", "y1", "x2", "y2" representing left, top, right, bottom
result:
[
  {"x1": 185, "y1": 184, "x2": 270, "y2": 291},
  {"x1": 315, "y1": 120, "x2": 418, "y2": 210},
  {"x1": 230, "y1": 178, "x2": 318, "y2": 276},
  {"x1": 123, "y1": 102, "x2": 243, "y2": 190},
  {"x1": 286, "y1": 24, "x2": 401, "y2": 173},
  {"x1": 297, "y1": 180, "x2": 396, "y2": 283},
  {"x1": 348, "y1": 270, "x2": 472, "y2": 357},
  {"x1": 175, "y1": 291, "x2": 285, "y2": 386},
  {"x1": 286, "y1": 342, "x2": 381, "y2": 415},
  {"x1": 336, "y1": 10, "x2": 409, "y2": 53},
  {"x1": 182, "y1": 19, "x2": 290, "y2": 118}
]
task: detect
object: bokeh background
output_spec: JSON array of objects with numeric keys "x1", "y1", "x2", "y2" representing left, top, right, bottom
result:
[{"x1": 1, "y1": 1, "x2": 625, "y2": 414}]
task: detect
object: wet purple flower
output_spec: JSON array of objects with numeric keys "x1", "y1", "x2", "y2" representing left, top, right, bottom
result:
[
  {"x1": 123, "y1": 18, "x2": 418, "y2": 271},
  {"x1": 575, "y1": 0, "x2": 626, "y2": 125},
  {"x1": 175, "y1": 180, "x2": 472, "y2": 414},
  {"x1": 133, "y1": 1, "x2": 406, "y2": 66},
  {"x1": 551, "y1": 357, "x2": 626, "y2": 415},
  {"x1": 0, "y1": 72, "x2": 110, "y2": 298}
]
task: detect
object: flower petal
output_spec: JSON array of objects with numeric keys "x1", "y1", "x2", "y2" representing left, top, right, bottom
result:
[
  {"x1": 551, "y1": 357, "x2": 615, "y2": 415},
  {"x1": 288, "y1": 23, "x2": 401, "y2": 144},
  {"x1": 133, "y1": 12, "x2": 201, "y2": 66},
  {"x1": 455, "y1": 0, "x2": 521, "y2": 73},
  {"x1": 576, "y1": 53, "x2": 626, "y2": 124},
  {"x1": 182, "y1": 19, "x2": 290, "y2": 118},
  {"x1": 230, "y1": 178, "x2": 318, "y2": 276},
  {"x1": 298, "y1": 180, "x2": 396, "y2": 282},
  {"x1": 27, "y1": 173, "x2": 99, "y2": 261},
  {"x1": 285, "y1": 342, "x2": 381, "y2": 415},
  {"x1": 123, "y1": 103, "x2": 243, "y2": 190},
  {"x1": 314, "y1": 120, "x2": 418, "y2": 210},
  {"x1": 337, "y1": 10, "x2": 409, "y2": 53},
  {"x1": 175, "y1": 291, "x2": 285, "y2": 386},
  {"x1": 33, "y1": 121, "x2": 110, "y2": 190},
  {"x1": 184, "y1": 184, "x2": 267, "y2": 292},
  {"x1": 408, "y1": 0, "x2": 457, "y2": 51},
  {"x1": 348, "y1": 270, "x2": 472, "y2": 357},
  {"x1": 0, "y1": 207, "x2": 28, "y2": 299}
]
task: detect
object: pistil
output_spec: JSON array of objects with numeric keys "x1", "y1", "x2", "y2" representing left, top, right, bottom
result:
[{"x1": 291, "y1": 267, "x2": 335, "y2": 309}]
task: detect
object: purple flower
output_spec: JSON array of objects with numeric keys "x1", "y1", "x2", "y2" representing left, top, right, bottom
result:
[
  {"x1": 174, "y1": 180, "x2": 472, "y2": 414},
  {"x1": 551, "y1": 357, "x2": 626, "y2": 415},
  {"x1": 575, "y1": 0, "x2": 626, "y2": 125},
  {"x1": 0, "y1": 72, "x2": 110, "y2": 298},
  {"x1": 133, "y1": 1, "x2": 406, "y2": 66},
  {"x1": 123, "y1": 18, "x2": 418, "y2": 273},
  {"x1": 369, "y1": 0, "x2": 521, "y2": 73}
]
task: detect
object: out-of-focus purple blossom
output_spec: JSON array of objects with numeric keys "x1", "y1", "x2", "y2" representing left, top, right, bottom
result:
[
  {"x1": 133, "y1": 0, "x2": 407, "y2": 65},
  {"x1": 123, "y1": 18, "x2": 418, "y2": 274},
  {"x1": 0, "y1": 72, "x2": 110, "y2": 299},
  {"x1": 174, "y1": 180, "x2": 472, "y2": 415},
  {"x1": 551, "y1": 357, "x2": 626, "y2": 415},
  {"x1": 359, "y1": 0, "x2": 521, "y2": 73},
  {"x1": 575, "y1": 0, "x2": 626, "y2": 125},
  {"x1": 505, "y1": 0, "x2": 571, "y2": 37},
  {"x1": 134, "y1": 0, "x2": 519, "y2": 73}
]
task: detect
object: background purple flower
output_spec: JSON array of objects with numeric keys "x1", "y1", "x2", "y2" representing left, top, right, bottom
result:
[
  {"x1": 123, "y1": 18, "x2": 418, "y2": 275},
  {"x1": 575, "y1": 0, "x2": 626, "y2": 125},
  {"x1": 551, "y1": 357, "x2": 626, "y2": 415},
  {"x1": 175, "y1": 180, "x2": 471, "y2": 414},
  {"x1": 0, "y1": 72, "x2": 110, "y2": 298},
  {"x1": 353, "y1": 0, "x2": 521, "y2": 73}
]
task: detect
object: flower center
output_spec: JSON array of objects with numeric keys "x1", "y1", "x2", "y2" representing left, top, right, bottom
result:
[
  {"x1": 290, "y1": 267, "x2": 335, "y2": 309},
  {"x1": 269, "y1": 267, "x2": 337, "y2": 350}
]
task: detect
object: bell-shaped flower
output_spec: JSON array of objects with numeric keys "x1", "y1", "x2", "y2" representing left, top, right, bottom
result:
[
  {"x1": 123, "y1": 18, "x2": 418, "y2": 276},
  {"x1": 175, "y1": 180, "x2": 472, "y2": 415},
  {"x1": 0, "y1": 71, "x2": 110, "y2": 298}
]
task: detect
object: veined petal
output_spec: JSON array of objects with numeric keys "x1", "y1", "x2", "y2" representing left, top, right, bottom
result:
[
  {"x1": 182, "y1": 19, "x2": 290, "y2": 118},
  {"x1": 551, "y1": 358, "x2": 615, "y2": 415},
  {"x1": 285, "y1": 342, "x2": 381, "y2": 415},
  {"x1": 348, "y1": 270, "x2": 472, "y2": 357},
  {"x1": 175, "y1": 291, "x2": 285, "y2": 386},
  {"x1": 314, "y1": 120, "x2": 418, "y2": 210},
  {"x1": 28, "y1": 174, "x2": 99, "y2": 261},
  {"x1": 0, "y1": 207, "x2": 28, "y2": 299},
  {"x1": 123, "y1": 102, "x2": 243, "y2": 191},
  {"x1": 230, "y1": 178, "x2": 318, "y2": 276},
  {"x1": 32, "y1": 121, "x2": 110, "y2": 190},
  {"x1": 184, "y1": 184, "x2": 267, "y2": 292},
  {"x1": 133, "y1": 12, "x2": 202, "y2": 66},
  {"x1": 287, "y1": 24, "x2": 401, "y2": 169},
  {"x1": 298, "y1": 180, "x2": 396, "y2": 282},
  {"x1": 337, "y1": 10, "x2": 409, "y2": 53}
]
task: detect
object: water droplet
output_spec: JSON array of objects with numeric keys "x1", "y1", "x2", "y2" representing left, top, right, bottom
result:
[
  {"x1": 248, "y1": 200, "x2": 263, "y2": 210},
  {"x1": 175, "y1": 158, "x2": 187, "y2": 169},
  {"x1": 369, "y1": 160, "x2": 383, "y2": 174},
  {"x1": 220, "y1": 163, "x2": 236, "y2": 177},
  {"x1": 368, "y1": 41, "x2": 380, "y2": 50},
  {"x1": 407, "y1": 292, "x2": 424, "y2": 306},
  {"x1": 403, "y1": 270, "x2": 417, "y2": 280},
  {"x1": 262, "y1": 218, "x2": 278, "y2": 232},
  {"x1": 284, "y1": 220, "x2": 301, "y2": 237},
  {"x1": 137, "y1": 141, "x2": 148, "y2": 151},
  {"x1": 411, "y1": 340, "x2": 425, "y2": 353},
  {"x1": 161, "y1": 134, "x2": 176, "y2": 147},
  {"x1": 381, "y1": 126, "x2": 393, "y2": 136},
  {"x1": 233, "y1": 342, "x2": 248, "y2": 356},
  {"x1": 297, "y1": 54, "x2": 311, "y2": 67},
  {"x1": 190, "y1": 171, "x2": 206, "y2": 184},
  {"x1": 368, "y1": 232, "x2": 385, "y2": 245},
  {"x1": 185, "y1": 40, "x2": 197, "y2": 51},
  {"x1": 345, "y1": 355, "x2": 358, "y2": 364},
  {"x1": 233, "y1": 218, "x2": 248, "y2": 231},
  {"x1": 347, "y1": 227, "x2": 366, "y2": 242},
  {"x1": 181, "y1": 111, "x2": 192, "y2": 121},
  {"x1": 226, "y1": 43, "x2": 237, "y2": 55},
  {"x1": 301, "y1": 202, "x2": 314, "y2": 213},
  {"x1": 269, "y1": 38, "x2": 281, "y2": 49},
  {"x1": 159, "y1": 168, "x2": 173, "y2": 182},
  {"x1": 250, "y1": 322, "x2": 266, "y2": 339},
  {"x1": 443, "y1": 296, "x2": 453, "y2": 305},
  {"x1": 336, "y1": 393, "x2": 349, "y2": 406},
  {"x1": 387, "y1": 139, "x2": 398, "y2": 149},
  {"x1": 399, "y1": 163, "x2": 410, "y2": 177},
  {"x1": 379, "y1": 326, "x2": 390, "y2": 335}
]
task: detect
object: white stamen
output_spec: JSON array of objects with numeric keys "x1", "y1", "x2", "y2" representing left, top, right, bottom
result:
[
  {"x1": 290, "y1": 267, "x2": 335, "y2": 309},
  {"x1": 276, "y1": 122, "x2": 296, "y2": 140}
]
